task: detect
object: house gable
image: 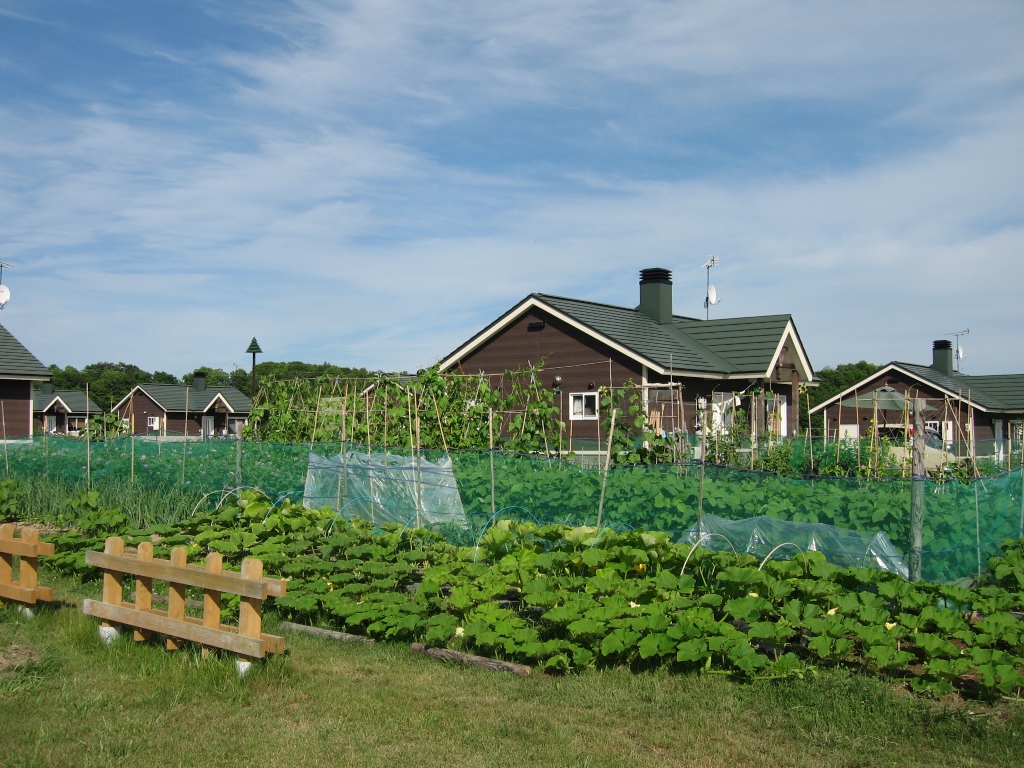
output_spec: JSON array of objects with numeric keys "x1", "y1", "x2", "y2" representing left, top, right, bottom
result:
[{"x1": 440, "y1": 293, "x2": 813, "y2": 382}]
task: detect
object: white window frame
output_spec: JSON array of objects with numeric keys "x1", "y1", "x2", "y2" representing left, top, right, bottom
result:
[
  {"x1": 146, "y1": 416, "x2": 161, "y2": 432},
  {"x1": 569, "y1": 392, "x2": 599, "y2": 421}
]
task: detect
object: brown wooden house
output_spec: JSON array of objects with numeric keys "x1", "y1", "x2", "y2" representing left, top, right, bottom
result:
[
  {"x1": 0, "y1": 323, "x2": 51, "y2": 439},
  {"x1": 34, "y1": 383, "x2": 101, "y2": 434},
  {"x1": 437, "y1": 268, "x2": 816, "y2": 450},
  {"x1": 809, "y1": 341, "x2": 1024, "y2": 459},
  {"x1": 113, "y1": 372, "x2": 252, "y2": 437}
]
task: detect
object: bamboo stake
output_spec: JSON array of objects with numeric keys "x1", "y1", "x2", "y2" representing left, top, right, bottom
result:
[
  {"x1": 489, "y1": 408, "x2": 496, "y2": 519},
  {"x1": 1, "y1": 402, "x2": 8, "y2": 475},
  {"x1": 805, "y1": 387, "x2": 814, "y2": 474},
  {"x1": 698, "y1": 401, "x2": 707, "y2": 532},
  {"x1": 365, "y1": 389, "x2": 371, "y2": 458},
  {"x1": 431, "y1": 391, "x2": 449, "y2": 453},
  {"x1": 86, "y1": 383, "x2": 91, "y2": 489},
  {"x1": 1019, "y1": 439, "x2": 1024, "y2": 538},
  {"x1": 414, "y1": 390, "x2": 423, "y2": 530},
  {"x1": 596, "y1": 407, "x2": 616, "y2": 529},
  {"x1": 130, "y1": 395, "x2": 135, "y2": 483},
  {"x1": 182, "y1": 386, "x2": 190, "y2": 490},
  {"x1": 310, "y1": 385, "x2": 323, "y2": 447},
  {"x1": 855, "y1": 390, "x2": 861, "y2": 471}
]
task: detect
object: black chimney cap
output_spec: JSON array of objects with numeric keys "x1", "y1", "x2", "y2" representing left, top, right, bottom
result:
[{"x1": 640, "y1": 268, "x2": 672, "y2": 284}]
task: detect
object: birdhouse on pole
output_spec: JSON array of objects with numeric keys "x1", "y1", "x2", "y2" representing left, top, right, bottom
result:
[{"x1": 246, "y1": 338, "x2": 263, "y2": 398}]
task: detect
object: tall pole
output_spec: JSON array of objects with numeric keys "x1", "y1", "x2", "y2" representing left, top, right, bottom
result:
[
  {"x1": 246, "y1": 337, "x2": 263, "y2": 399},
  {"x1": 910, "y1": 398, "x2": 926, "y2": 581}
]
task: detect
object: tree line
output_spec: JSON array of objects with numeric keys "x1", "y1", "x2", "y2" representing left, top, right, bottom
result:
[{"x1": 44, "y1": 361, "x2": 373, "y2": 411}]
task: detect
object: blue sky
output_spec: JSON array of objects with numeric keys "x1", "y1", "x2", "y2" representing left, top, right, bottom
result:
[{"x1": 1, "y1": 1, "x2": 1022, "y2": 378}]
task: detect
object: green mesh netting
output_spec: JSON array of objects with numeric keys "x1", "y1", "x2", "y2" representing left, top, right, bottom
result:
[{"x1": 3, "y1": 435, "x2": 1022, "y2": 584}]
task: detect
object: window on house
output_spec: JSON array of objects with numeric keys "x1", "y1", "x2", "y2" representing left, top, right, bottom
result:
[
  {"x1": 147, "y1": 416, "x2": 160, "y2": 431},
  {"x1": 569, "y1": 393, "x2": 599, "y2": 420}
]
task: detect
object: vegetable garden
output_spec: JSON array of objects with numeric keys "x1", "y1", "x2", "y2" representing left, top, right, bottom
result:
[{"x1": 4, "y1": 481, "x2": 1024, "y2": 702}]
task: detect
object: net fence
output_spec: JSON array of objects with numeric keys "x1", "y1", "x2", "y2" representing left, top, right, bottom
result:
[{"x1": 3, "y1": 435, "x2": 1021, "y2": 584}]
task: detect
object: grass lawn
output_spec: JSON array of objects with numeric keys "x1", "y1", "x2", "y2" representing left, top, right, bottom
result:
[{"x1": 1, "y1": 574, "x2": 1022, "y2": 768}]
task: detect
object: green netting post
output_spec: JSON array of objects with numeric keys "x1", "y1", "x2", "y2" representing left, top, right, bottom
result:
[
  {"x1": 909, "y1": 398, "x2": 925, "y2": 581},
  {"x1": 489, "y1": 408, "x2": 496, "y2": 519},
  {"x1": 975, "y1": 481, "x2": 982, "y2": 581},
  {"x1": 1019, "y1": 466, "x2": 1024, "y2": 539},
  {"x1": 235, "y1": 438, "x2": 242, "y2": 487}
]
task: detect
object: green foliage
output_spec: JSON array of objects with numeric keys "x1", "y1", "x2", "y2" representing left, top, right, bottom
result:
[{"x1": 14, "y1": 478, "x2": 1024, "y2": 700}]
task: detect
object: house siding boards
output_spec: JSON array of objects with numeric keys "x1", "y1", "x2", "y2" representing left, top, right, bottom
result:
[
  {"x1": 452, "y1": 308, "x2": 643, "y2": 440},
  {"x1": 0, "y1": 380, "x2": 33, "y2": 438}
]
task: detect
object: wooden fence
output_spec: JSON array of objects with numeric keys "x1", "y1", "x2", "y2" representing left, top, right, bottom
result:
[
  {"x1": 0, "y1": 524, "x2": 55, "y2": 607},
  {"x1": 82, "y1": 537, "x2": 286, "y2": 659}
]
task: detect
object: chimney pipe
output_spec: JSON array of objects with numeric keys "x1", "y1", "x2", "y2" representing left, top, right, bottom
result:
[
  {"x1": 193, "y1": 371, "x2": 207, "y2": 392},
  {"x1": 932, "y1": 340, "x2": 953, "y2": 376},
  {"x1": 639, "y1": 268, "x2": 673, "y2": 324},
  {"x1": 42, "y1": 381, "x2": 53, "y2": 395}
]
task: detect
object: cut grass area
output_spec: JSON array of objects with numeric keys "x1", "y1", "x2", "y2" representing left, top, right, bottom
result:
[{"x1": 1, "y1": 574, "x2": 1022, "y2": 768}]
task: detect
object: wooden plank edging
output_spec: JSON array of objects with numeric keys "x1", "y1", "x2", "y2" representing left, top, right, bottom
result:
[
  {"x1": 411, "y1": 643, "x2": 532, "y2": 677},
  {"x1": 279, "y1": 621, "x2": 376, "y2": 644}
]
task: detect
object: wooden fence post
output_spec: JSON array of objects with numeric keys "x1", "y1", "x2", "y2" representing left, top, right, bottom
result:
[
  {"x1": 203, "y1": 551, "x2": 223, "y2": 659},
  {"x1": 0, "y1": 525, "x2": 55, "y2": 607},
  {"x1": 134, "y1": 541, "x2": 153, "y2": 642}
]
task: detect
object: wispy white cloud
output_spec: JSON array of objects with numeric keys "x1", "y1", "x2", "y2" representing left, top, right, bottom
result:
[{"x1": 1, "y1": 0, "x2": 1022, "y2": 378}]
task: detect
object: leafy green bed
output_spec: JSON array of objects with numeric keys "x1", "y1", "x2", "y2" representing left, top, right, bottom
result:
[{"x1": 24, "y1": 489, "x2": 1024, "y2": 701}]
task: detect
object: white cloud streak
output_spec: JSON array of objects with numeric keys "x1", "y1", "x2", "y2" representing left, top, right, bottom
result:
[{"x1": 1, "y1": 0, "x2": 1021, "y2": 378}]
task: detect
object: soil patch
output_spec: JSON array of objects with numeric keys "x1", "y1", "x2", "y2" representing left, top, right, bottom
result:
[{"x1": 0, "y1": 643, "x2": 43, "y2": 672}]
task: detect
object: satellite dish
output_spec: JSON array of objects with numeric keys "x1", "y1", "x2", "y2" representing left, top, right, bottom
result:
[
  {"x1": 706, "y1": 284, "x2": 720, "y2": 305},
  {"x1": 0, "y1": 285, "x2": 10, "y2": 308}
]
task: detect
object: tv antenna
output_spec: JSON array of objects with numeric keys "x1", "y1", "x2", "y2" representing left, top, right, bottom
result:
[
  {"x1": 0, "y1": 262, "x2": 12, "y2": 310},
  {"x1": 947, "y1": 328, "x2": 969, "y2": 372},
  {"x1": 702, "y1": 256, "x2": 720, "y2": 320}
]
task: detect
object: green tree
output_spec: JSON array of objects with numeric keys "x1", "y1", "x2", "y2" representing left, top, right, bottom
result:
[
  {"x1": 81, "y1": 362, "x2": 154, "y2": 410},
  {"x1": 804, "y1": 360, "x2": 881, "y2": 433},
  {"x1": 48, "y1": 364, "x2": 88, "y2": 390},
  {"x1": 182, "y1": 367, "x2": 230, "y2": 387}
]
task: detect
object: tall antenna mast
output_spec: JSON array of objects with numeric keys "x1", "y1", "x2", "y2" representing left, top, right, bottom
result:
[
  {"x1": 702, "y1": 256, "x2": 720, "y2": 320},
  {"x1": 946, "y1": 328, "x2": 969, "y2": 372}
]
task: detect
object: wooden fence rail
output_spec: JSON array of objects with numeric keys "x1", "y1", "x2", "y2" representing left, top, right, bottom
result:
[
  {"x1": 82, "y1": 536, "x2": 286, "y2": 660},
  {"x1": 0, "y1": 524, "x2": 55, "y2": 607}
]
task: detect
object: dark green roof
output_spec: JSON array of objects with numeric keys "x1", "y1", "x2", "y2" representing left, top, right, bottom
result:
[
  {"x1": 895, "y1": 362, "x2": 1024, "y2": 412},
  {"x1": 34, "y1": 390, "x2": 101, "y2": 414},
  {"x1": 681, "y1": 314, "x2": 796, "y2": 375},
  {"x1": 133, "y1": 384, "x2": 251, "y2": 413},
  {"x1": 533, "y1": 294, "x2": 797, "y2": 376},
  {"x1": 0, "y1": 324, "x2": 50, "y2": 379}
]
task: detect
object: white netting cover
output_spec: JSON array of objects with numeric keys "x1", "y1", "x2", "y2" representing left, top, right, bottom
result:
[
  {"x1": 682, "y1": 513, "x2": 909, "y2": 578},
  {"x1": 303, "y1": 450, "x2": 469, "y2": 528}
]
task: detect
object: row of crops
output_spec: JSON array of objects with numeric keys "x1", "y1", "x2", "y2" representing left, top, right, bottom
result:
[
  {"x1": 8, "y1": 436, "x2": 1024, "y2": 584},
  {"x1": 21, "y1": 487, "x2": 1024, "y2": 701}
]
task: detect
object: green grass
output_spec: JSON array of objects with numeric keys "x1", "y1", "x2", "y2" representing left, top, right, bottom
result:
[{"x1": 1, "y1": 573, "x2": 1022, "y2": 768}]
